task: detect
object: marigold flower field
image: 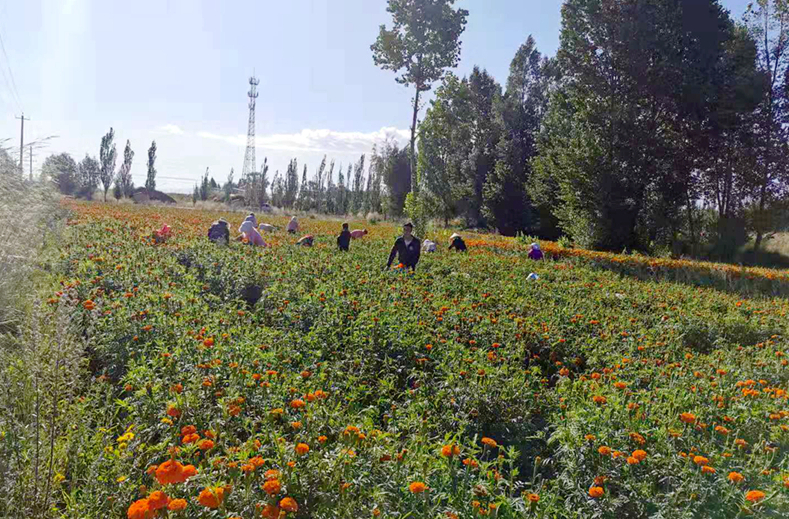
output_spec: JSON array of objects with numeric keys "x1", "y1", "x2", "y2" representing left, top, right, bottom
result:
[{"x1": 48, "y1": 202, "x2": 789, "y2": 518}]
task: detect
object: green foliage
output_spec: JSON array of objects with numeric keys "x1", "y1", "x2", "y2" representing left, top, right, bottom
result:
[
  {"x1": 75, "y1": 154, "x2": 100, "y2": 200},
  {"x1": 99, "y1": 128, "x2": 117, "y2": 202},
  {"x1": 116, "y1": 140, "x2": 135, "y2": 198},
  {"x1": 30, "y1": 203, "x2": 789, "y2": 518},
  {"x1": 42, "y1": 153, "x2": 78, "y2": 195},
  {"x1": 145, "y1": 141, "x2": 157, "y2": 192},
  {"x1": 372, "y1": 0, "x2": 469, "y2": 188}
]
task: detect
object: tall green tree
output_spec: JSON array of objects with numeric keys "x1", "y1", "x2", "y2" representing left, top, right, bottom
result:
[
  {"x1": 200, "y1": 168, "x2": 210, "y2": 201},
  {"x1": 371, "y1": 0, "x2": 469, "y2": 191},
  {"x1": 418, "y1": 68, "x2": 501, "y2": 226},
  {"x1": 146, "y1": 141, "x2": 157, "y2": 192},
  {"x1": 532, "y1": 0, "x2": 739, "y2": 251},
  {"x1": 483, "y1": 37, "x2": 551, "y2": 236},
  {"x1": 351, "y1": 155, "x2": 365, "y2": 214},
  {"x1": 116, "y1": 140, "x2": 135, "y2": 198},
  {"x1": 42, "y1": 153, "x2": 78, "y2": 195},
  {"x1": 377, "y1": 142, "x2": 411, "y2": 215},
  {"x1": 76, "y1": 155, "x2": 100, "y2": 200},
  {"x1": 284, "y1": 159, "x2": 299, "y2": 209},
  {"x1": 99, "y1": 128, "x2": 117, "y2": 202},
  {"x1": 744, "y1": 0, "x2": 789, "y2": 251}
]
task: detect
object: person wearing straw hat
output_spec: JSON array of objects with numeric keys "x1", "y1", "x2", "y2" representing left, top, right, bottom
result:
[
  {"x1": 207, "y1": 218, "x2": 230, "y2": 245},
  {"x1": 448, "y1": 233, "x2": 467, "y2": 252},
  {"x1": 528, "y1": 242, "x2": 543, "y2": 260}
]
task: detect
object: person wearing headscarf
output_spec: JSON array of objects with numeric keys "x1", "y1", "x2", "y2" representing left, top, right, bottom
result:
[
  {"x1": 259, "y1": 223, "x2": 276, "y2": 233},
  {"x1": 208, "y1": 219, "x2": 230, "y2": 245},
  {"x1": 385, "y1": 222, "x2": 421, "y2": 271},
  {"x1": 287, "y1": 216, "x2": 299, "y2": 234},
  {"x1": 296, "y1": 235, "x2": 314, "y2": 247},
  {"x1": 448, "y1": 233, "x2": 467, "y2": 252},
  {"x1": 237, "y1": 220, "x2": 266, "y2": 247},
  {"x1": 350, "y1": 228, "x2": 368, "y2": 239},
  {"x1": 528, "y1": 242, "x2": 543, "y2": 260},
  {"x1": 422, "y1": 239, "x2": 437, "y2": 252},
  {"x1": 337, "y1": 223, "x2": 352, "y2": 251},
  {"x1": 243, "y1": 213, "x2": 258, "y2": 228}
]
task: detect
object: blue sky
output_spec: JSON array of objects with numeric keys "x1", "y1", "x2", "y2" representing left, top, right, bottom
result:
[{"x1": 0, "y1": 0, "x2": 753, "y2": 192}]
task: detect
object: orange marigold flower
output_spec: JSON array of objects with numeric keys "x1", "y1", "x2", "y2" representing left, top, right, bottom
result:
[
  {"x1": 481, "y1": 437, "x2": 498, "y2": 448},
  {"x1": 614, "y1": 382, "x2": 627, "y2": 390},
  {"x1": 702, "y1": 466, "x2": 716, "y2": 474},
  {"x1": 589, "y1": 486, "x2": 604, "y2": 498},
  {"x1": 714, "y1": 425, "x2": 729, "y2": 435},
  {"x1": 264, "y1": 469, "x2": 281, "y2": 481},
  {"x1": 626, "y1": 456, "x2": 639, "y2": 465},
  {"x1": 147, "y1": 491, "x2": 169, "y2": 510},
  {"x1": 197, "y1": 487, "x2": 225, "y2": 509},
  {"x1": 279, "y1": 497, "x2": 299, "y2": 512},
  {"x1": 198, "y1": 439, "x2": 214, "y2": 451},
  {"x1": 155, "y1": 460, "x2": 189, "y2": 485},
  {"x1": 166, "y1": 406, "x2": 181, "y2": 418},
  {"x1": 592, "y1": 395, "x2": 607, "y2": 405},
  {"x1": 167, "y1": 498, "x2": 187, "y2": 511},
  {"x1": 409, "y1": 481, "x2": 427, "y2": 493},
  {"x1": 295, "y1": 443, "x2": 310, "y2": 455},
  {"x1": 584, "y1": 434, "x2": 596, "y2": 441},
  {"x1": 745, "y1": 490, "x2": 765, "y2": 503},
  {"x1": 261, "y1": 504, "x2": 280, "y2": 519},
  {"x1": 527, "y1": 493, "x2": 540, "y2": 503},
  {"x1": 290, "y1": 399, "x2": 306, "y2": 409},
  {"x1": 441, "y1": 444, "x2": 461, "y2": 457},
  {"x1": 680, "y1": 412, "x2": 696, "y2": 424},
  {"x1": 181, "y1": 433, "x2": 200, "y2": 444},
  {"x1": 318, "y1": 435, "x2": 328, "y2": 443},
  {"x1": 181, "y1": 425, "x2": 197, "y2": 436},
  {"x1": 127, "y1": 498, "x2": 153, "y2": 519},
  {"x1": 182, "y1": 464, "x2": 197, "y2": 479},
  {"x1": 598, "y1": 446, "x2": 612, "y2": 456},
  {"x1": 262, "y1": 479, "x2": 282, "y2": 496},
  {"x1": 693, "y1": 456, "x2": 709, "y2": 466},
  {"x1": 632, "y1": 450, "x2": 647, "y2": 462}
]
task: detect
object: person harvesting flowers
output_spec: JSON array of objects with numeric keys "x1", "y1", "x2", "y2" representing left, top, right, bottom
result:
[{"x1": 385, "y1": 222, "x2": 421, "y2": 271}]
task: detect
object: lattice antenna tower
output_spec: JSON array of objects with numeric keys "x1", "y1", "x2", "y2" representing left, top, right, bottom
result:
[{"x1": 241, "y1": 75, "x2": 259, "y2": 178}]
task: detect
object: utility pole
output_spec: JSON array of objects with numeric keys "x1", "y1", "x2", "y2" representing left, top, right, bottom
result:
[{"x1": 15, "y1": 113, "x2": 26, "y2": 176}]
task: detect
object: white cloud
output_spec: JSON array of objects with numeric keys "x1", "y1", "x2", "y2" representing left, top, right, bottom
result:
[
  {"x1": 198, "y1": 127, "x2": 410, "y2": 154},
  {"x1": 158, "y1": 124, "x2": 185, "y2": 135}
]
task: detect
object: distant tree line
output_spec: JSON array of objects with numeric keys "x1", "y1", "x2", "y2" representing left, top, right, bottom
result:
[{"x1": 43, "y1": 129, "x2": 157, "y2": 202}]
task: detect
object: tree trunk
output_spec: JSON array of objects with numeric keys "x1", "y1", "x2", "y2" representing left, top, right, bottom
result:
[{"x1": 409, "y1": 85, "x2": 421, "y2": 194}]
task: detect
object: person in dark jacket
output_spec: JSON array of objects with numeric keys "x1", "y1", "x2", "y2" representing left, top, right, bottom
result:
[
  {"x1": 337, "y1": 223, "x2": 351, "y2": 251},
  {"x1": 207, "y1": 218, "x2": 230, "y2": 245},
  {"x1": 385, "y1": 222, "x2": 421, "y2": 271},
  {"x1": 448, "y1": 233, "x2": 467, "y2": 252}
]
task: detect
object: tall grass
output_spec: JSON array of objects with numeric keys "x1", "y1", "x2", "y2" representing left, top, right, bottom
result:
[
  {"x1": 0, "y1": 168, "x2": 61, "y2": 333},
  {"x1": 0, "y1": 165, "x2": 79, "y2": 517}
]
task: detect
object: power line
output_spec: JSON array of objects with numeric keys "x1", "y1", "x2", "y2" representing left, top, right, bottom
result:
[{"x1": 0, "y1": 27, "x2": 22, "y2": 111}]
